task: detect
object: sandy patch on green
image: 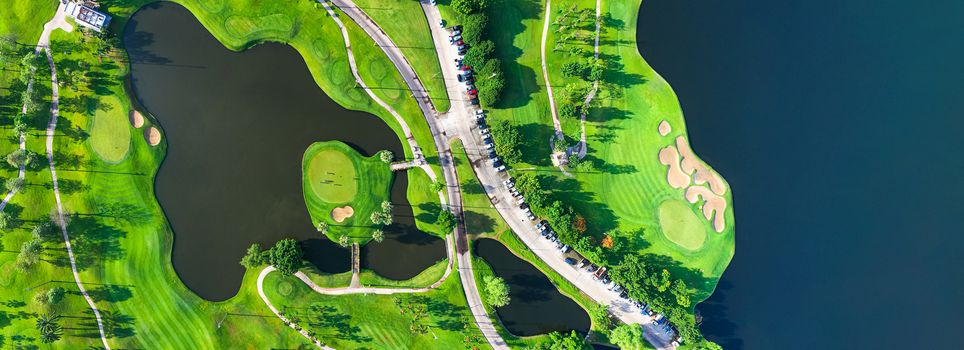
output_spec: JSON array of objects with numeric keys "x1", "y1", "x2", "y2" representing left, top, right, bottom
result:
[
  {"x1": 331, "y1": 205, "x2": 354, "y2": 223},
  {"x1": 307, "y1": 149, "x2": 358, "y2": 203},
  {"x1": 658, "y1": 120, "x2": 672, "y2": 136},
  {"x1": 129, "y1": 110, "x2": 145, "y2": 128},
  {"x1": 658, "y1": 200, "x2": 706, "y2": 250},
  {"x1": 90, "y1": 96, "x2": 131, "y2": 162},
  {"x1": 685, "y1": 185, "x2": 727, "y2": 233},
  {"x1": 144, "y1": 126, "x2": 161, "y2": 146}
]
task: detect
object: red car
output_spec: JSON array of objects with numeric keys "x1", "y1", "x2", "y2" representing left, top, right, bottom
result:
[
  {"x1": 467, "y1": 89, "x2": 478, "y2": 95},
  {"x1": 461, "y1": 65, "x2": 473, "y2": 71}
]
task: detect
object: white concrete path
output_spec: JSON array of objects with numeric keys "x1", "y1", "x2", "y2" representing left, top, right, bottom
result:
[
  {"x1": 541, "y1": 0, "x2": 564, "y2": 141},
  {"x1": 257, "y1": 266, "x2": 335, "y2": 349}
]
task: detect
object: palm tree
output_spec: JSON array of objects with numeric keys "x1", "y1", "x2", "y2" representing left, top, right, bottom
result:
[
  {"x1": 36, "y1": 313, "x2": 60, "y2": 335},
  {"x1": 372, "y1": 230, "x2": 384, "y2": 243},
  {"x1": 316, "y1": 222, "x2": 329, "y2": 234}
]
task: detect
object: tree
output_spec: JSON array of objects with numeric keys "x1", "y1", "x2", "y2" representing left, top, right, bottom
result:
[
  {"x1": 0, "y1": 211, "x2": 12, "y2": 230},
  {"x1": 379, "y1": 150, "x2": 393, "y2": 163},
  {"x1": 490, "y1": 120, "x2": 522, "y2": 164},
  {"x1": 371, "y1": 201, "x2": 394, "y2": 225},
  {"x1": 240, "y1": 243, "x2": 266, "y2": 269},
  {"x1": 315, "y1": 221, "x2": 329, "y2": 234},
  {"x1": 16, "y1": 238, "x2": 42, "y2": 271},
  {"x1": 462, "y1": 13, "x2": 489, "y2": 45},
  {"x1": 47, "y1": 287, "x2": 65, "y2": 305},
  {"x1": 610, "y1": 324, "x2": 646, "y2": 350},
  {"x1": 436, "y1": 210, "x2": 457, "y2": 235},
  {"x1": 588, "y1": 304, "x2": 612, "y2": 333},
  {"x1": 372, "y1": 229, "x2": 384, "y2": 243},
  {"x1": 12, "y1": 114, "x2": 28, "y2": 136},
  {"x1": 601, "y1": 235, "x2": 614, "y2": 249},
  {"x1": 462, "y1": 40, "x2": 494, "y2": 68},
  {"x1": 572, "y1": 213, "x2": 587, "y2": 234},
  {"x1": 482, "y1": 275, "x2": 510, "y2": 307},
  {"x1": 6, "y1": 149, "x2": 42, "y2": 170},
  {"x1": 539, "y1": 330, "x2": 588, "y2": 350},
  {"x1": 475, "y1": 67, "x2": 504, "y2": 106},
  {"x1": 337, "y1": 234, "x2": 349, "y2": 247},
  {"x1": 430, "y1": 181, "x2": 445, "y2": 193},
  {"x1": 672, "y1": 279, "x2": 691, "y2": 308},
  {"x1": 36, "y1": 313, "x2": 63, "y2": 343},
  {"x1": 452, "y1": 0, "x2": 485, "y2": 14},
  {"x1": 561, "y1": 61, "x2": 587, "y2": 78},
  {"x1": 380, "y1": 201, "x2": 393, "y2": 213},
  {"x1": 0, "y1": 34, "x2": 17, "y2": 66},
  {"x1": 268, "y1": 239, "x2": 303, "y2": 275},
  {"x1": 5, "y1": 176, "x2": 24, "y2": 193},
  {"x1": 32, "y1": 220, "x2": 59, "y2": 242}
]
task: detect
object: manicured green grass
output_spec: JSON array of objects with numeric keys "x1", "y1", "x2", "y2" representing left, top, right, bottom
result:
[
  {"x1": 657, "y1": 199, "x2": 706, "y2": 251},
  {"x1": 0, "y1": 0, "x2": 58, "y2": 46},
  {"x1": 464, "y1": 0, "x2": 734, "y2": 304},
  {"x1": 351, "y1": 0, "x2": 450, "y2": 112},
  {"x1": 89, "y1": 95, "x2": 132, "y2": 163},
  {"x1": 359, "y1": 259, "x2": 449, "y2": 288},
  {"x1": 303, "y1": 141, "x2": 393, "y2": 243},
  {"x1": 264, "y1": 266, "x2": 493, "y2": 350},
  {"x1": 0, "y1": 0, "x2": 451, "y2": 347}
]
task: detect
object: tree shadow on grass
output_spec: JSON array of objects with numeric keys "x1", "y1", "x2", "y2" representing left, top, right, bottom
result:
[
  {"x1": 537, "y1": 175, "x2": 619, "y2": 236},
  {"x1": 48, "y1": 216, "x2": 127, "y2": 270},
  {"x1": 487, "y1": 0, "x2": 542, "y2": 109},
  {"x1": 416, "y1": 202, "x2": 441, "y2": 225},
  {"x1": 463, "y1": 210, "x2": 496, "y2": 235},
  {"x1": 301, "y1": 304, "x2": 372, "y2": 343},
  {"x1": 409, "y1": 295, "x2": 470, "y2": 333},
  {"x1": 516, "y1": 122, "x2": 555, "y2": 166}
]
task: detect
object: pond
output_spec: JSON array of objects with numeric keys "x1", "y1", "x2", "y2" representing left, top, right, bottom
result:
[
  {"x1": 124, "y1": 2, "x2": 445, "y2": 301},
  {"x1": 474, "y1": 238, "x2": 590, "y2": 336}
]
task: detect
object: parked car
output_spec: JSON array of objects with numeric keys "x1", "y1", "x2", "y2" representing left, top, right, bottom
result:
[
  {"x1": 457, "y1": 48, "x2": 467, "y2": 55},
  {"x1": 620, "y1": 291, "x2": 629, "y2": 299},
  {"x1": 467, "y1": 89, "x2": 478, "y2": 95},
  {"x1": 453, "y1": 25, "x2": 463, "y2": 31},
  {"x1": 482, "y1": 135, "x2": 493, "y2": 144},
  {"x1": 492, "y1": 159, "x2": 502, "y2": 168},
  {"x1": 524, "y1": 210, "x2": 534, "y2": 219},
  {"x1": 439, "y1": 19, "x2": 445, "y2": 28},
  {"x1": 479, "y1": 128, "x2": 489, "y2": 136},
  {"x1": 484, "y1": 142, "x2": 494, "y2": 150},
  {"x1": 470, "y1": 98, "x2": 480, "y2": 105},
  {"x1": 475, "y1": 109, "x2": 485, "y2": 116},
  {"x1": 488, "y1": 150, "x2": 497, "y2": 159},
  {"x1": 564, "y1": 257, "x2": 576, "y2": 265},
  {"x1": 560, "y1": 245, "x2": 570, "y2": 253},
  {"x1": 577, "y1": 259, "x2": 588, "y2": 268},
  {"x1": 587, "y1": 263, "x2": 598, "y2": 272},
  {"x1": 431, "y1": 0, "x2": 437, "y2": 5}
]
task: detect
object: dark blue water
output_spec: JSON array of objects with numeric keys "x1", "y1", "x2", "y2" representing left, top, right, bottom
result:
[{"x1": 637, "y1": 0, "x2": 964, "y2": 349}]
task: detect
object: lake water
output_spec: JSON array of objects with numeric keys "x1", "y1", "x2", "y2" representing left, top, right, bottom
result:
[
  {"x1": 637, "y1": 0, "x2": 964, "y2": 348},
  {"x1": 474, "y1": 238, "x2": 590, "y2": 336},
  {"x1": 124, "y1": 2, "x2": 444, "y2": 301}
]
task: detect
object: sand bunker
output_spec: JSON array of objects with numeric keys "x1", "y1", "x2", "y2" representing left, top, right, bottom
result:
[
  {"x1": 659, "y1": 146, "x2": 690, "y2": 189},
  {"x1": 658, "y1": 120, "x2": 672, "y2": 136},
  {"x1": 145, "y1": 127, "x2": 161, "y2": 146},
  {"x1": 658, "y1": 133, "x2": 729, "y2": 232},
  {"x1": 330, "y1": 205, "x2": 354, "y2": 223},
  {"x1": 685, "y1": 186, "x2": 727, "y2": 233},
  {"x1": 676, "y1": 137, "x2": 727, "y2": 196},
  {"x1": 129, "y1": 110, "x2": 145, "y2": 128}
]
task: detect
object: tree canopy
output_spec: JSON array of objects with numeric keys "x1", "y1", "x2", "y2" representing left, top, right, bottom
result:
[
  {"x1": 268, "y1": 239, "x2": 303, "y2": 275},
  {"x1": 483, "y1": 275, "x2": 510, "y2": 307},
  {"x1": 610, "y1": 324, "x2": 647, "y2": 350}
]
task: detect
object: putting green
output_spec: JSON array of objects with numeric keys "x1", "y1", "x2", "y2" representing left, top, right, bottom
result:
[
  {"x1": 658, "y1": 200, "x2": 707, "y2": 251},
  {"x1": 89, "y1": 95, "x2": 131, "y2": 163},
  {"x1": 303, "y1": 141, "x2": 393, "y2": 244},
  {"x1": 307, "y1": 149, "x2": 358, "y2": 203}
]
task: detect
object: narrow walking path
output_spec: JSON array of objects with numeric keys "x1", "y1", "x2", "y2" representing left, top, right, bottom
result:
[
  {"x1": 572, "y1": 0, "x2": 602, "y2": 159},
  {"x1": 21, "y1": 4, "x2": 113, "y2": 349},
  {"x1": 541, "y1": 0, "x2": 564, "y2": 141},
  {"x1": 0, "y1": 2, "x2": 72, "y2": 212},
  {"x1": 257, "y1": 267, "x2": 335, "y2": 349},
  {"x1": 42, "y1": 45, "x2": 113, "y2": 350}
]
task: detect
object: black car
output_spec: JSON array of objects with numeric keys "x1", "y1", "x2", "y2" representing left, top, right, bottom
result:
[
  {"x1": 476, "y1": 118, "x2": 486, "y2": 127},
  {"x1": 492, "y1": 159, "x2": 503, "y2": 168},
  {"x1": 470, "y1": 98, "x2": 480, "y2": 105},
  {"x1": 565, "y1": 257, "x2": 576, "y2": 265},
  {"x1": 453, "y1": 25, "x2": 463, "y2": 31},
  {"x1": 488, "y1": 150, "x2": 497, "y2": 159},
  {"x1": 587, "y1": 264, "x2": 598, "y2": 272}
]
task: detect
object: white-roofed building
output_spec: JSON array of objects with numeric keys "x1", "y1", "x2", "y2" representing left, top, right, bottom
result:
[{"x1": 64, "y1": 1, "x2": 111, "y2": 32}]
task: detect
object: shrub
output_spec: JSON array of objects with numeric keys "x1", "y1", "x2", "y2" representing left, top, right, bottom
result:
[
  {"x1": 240, "y1": 243, "x2": 266, "y2": 269},
  {"x1": 482, "y1": 275, "x2": 509, "y2": 307},
  {"x1": 378, "y1": 150, "x2": 393, "y2": 163},
  {"x1": 462, "y1": 40, "x2": 494, "y2": 68},
  {"x1": 436, "y1": 210, "x2": 457, "y2": 235},
  {"x1": 490, "y1": 120, "x2": 522, "y2": 164}
]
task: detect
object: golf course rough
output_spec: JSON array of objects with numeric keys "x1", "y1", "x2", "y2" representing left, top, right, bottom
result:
[{"x1": 303, "y1": 141, "x2": 393, "y2": 244}]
